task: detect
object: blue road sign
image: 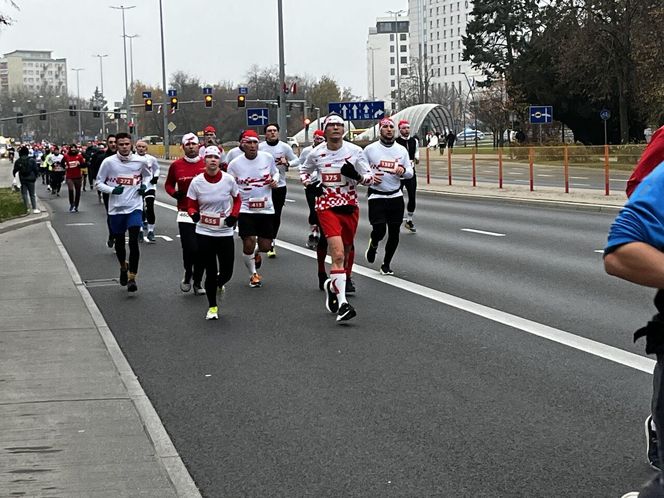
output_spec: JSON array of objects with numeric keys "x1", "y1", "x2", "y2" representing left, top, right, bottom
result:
[
  {"x1": 600, "y1": 109, "x2": 611, "y2": 121},
  {"x1": 529, "y1": 105, "x2": 553, "y2": 124},
  {"x1": 167, "y1": 89, "x2": 177, "y2": 97},
  {"x1": 328, "y1": 101, "x2": 385, "y2": 121},
  {"x1": 238, "y1": 87, "x2": 248, "y2": 95},
  {"x1": 247, "y1": 108, "x2": 269, "y2": 127},
  {"x1": 203, "y1": 87, "x2": 213, "y2": 95},
  {"x1": 142, "y1": 91, "x2": 152, "y2": 99}
]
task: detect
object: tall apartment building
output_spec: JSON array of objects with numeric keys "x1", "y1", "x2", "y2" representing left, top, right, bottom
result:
[
  {"x1": 366, "y1": 16, "x2": 410, "y2": 112},
  {"x1": 0, "y1": 50, "x2": 67, "y2": 96},
  {"x1": 407, "y1": 0, "x2": 482, "y2": 99}
]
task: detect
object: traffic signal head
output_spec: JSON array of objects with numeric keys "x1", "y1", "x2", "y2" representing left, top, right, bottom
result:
[
  {"x1": 237, "y1": 95, "x2": 246, "y2": 108},
  {"x1": 144, "y1": 98, "x2": 153, "y2": 112},
  {"x1": 204, "y1": 95, "x2": 213, "y2": 108},
  {"x1": 16, "y1": 113, "x2": 23, "y2": 124},
  {"x1": 39, "y1": 109, "x2": 47, "y2": 121},
  {"x1": 114, "y1": 108, "x2": 121, "y2": 120},
  {"x1": 69, "y1": 105, "x2": 77, "y2": 117},
  {"x1": 170, "y1": 96, "x2": 178, "y2": 110},
  {"x1": 304, "y1": 117, "x2": 311, "y2": 131}
]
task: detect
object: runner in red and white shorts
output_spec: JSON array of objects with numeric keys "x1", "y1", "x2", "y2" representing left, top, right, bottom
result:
[
  {"x1": 186, "y1": 146, "x2": 241, "y2": 320},
  {"x1": 301, "y1": 113, "x2": 377, "y2": 322},
  {"x1": 227, "y1": 130, "x2": 279, "y2": 288}
]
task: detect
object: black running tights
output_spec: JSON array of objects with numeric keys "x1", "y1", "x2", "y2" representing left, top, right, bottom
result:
[
  {"x1": 115, "y1": 226, "x2": 140, "y2": 273},
  {"x1": 197, "y1": 234, "x2": 234, "y2": 308},
  {"x1": 401, "y1": 172, "x2": 417, "y2": 214},
  {"x1": 143, "y1": 195, "x2": 156, "y2": 224},
  {"x1": 370, "y1": 222, "x2": 401, "y2": 267},
  {"x1": 179, "y1": 222, "x2": 204, "y2": 284}
]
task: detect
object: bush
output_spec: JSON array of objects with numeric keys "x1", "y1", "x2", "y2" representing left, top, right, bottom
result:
[{"x1": 0, "y1": 188, "x2": 27, "y2": 222}]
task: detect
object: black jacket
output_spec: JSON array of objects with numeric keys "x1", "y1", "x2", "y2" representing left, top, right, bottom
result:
[{"x1": 13, "y1": 156, "x2": 39, "y2": 183}]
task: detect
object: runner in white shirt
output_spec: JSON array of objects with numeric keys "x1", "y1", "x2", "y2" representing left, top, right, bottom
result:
[
  {"x1": 227, "y1": 129, "x2": 279, "y2": 288},
  {"x1": 95, "y1": 132, "x2": 153, "y2": 293},
  {"x1": 363, "y1": 118, "x2": 413, "y2": 275},
  {"x1": 259, "y1": 123, "x2": 299, "y2": 258},
  {"x1": 186, "y1": 146, "x2": 241, "y2": 320},
  {"x1": 300, "y1": 129, "x2": 325, "y2": 250},
  {"x1": 135, "y1": 140, "x2": 160, "y2": 243},
  {"x1": 301, "y1": 113, "x2": 376, "y2": 321},
  {"x1": 198, "y1": 125, "x2": 227, "y2": 168}
]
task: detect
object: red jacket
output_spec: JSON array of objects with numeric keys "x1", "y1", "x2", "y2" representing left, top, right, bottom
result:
[
  {"x1": 64, "y1": 152, "x2": 85, "y2": 180},
  {"x1": 626, "y1": 126, "x2": 664, "y2": 197},
  {"x1": 164, "y1": 156, "x2": 206, "y2": 211}
]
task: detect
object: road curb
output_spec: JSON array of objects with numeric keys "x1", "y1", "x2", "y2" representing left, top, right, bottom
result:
[
  {"x1": 0, "y1": 201, "x2": 50, "y2": 234},
  {"x1": 46, "y1": 222, "x2": 202, "y2": 498}
]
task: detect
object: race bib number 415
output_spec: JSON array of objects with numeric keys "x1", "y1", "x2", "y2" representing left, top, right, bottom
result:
[{"x1": 248, "y1": 197, "x2": 266, "y2": 210}]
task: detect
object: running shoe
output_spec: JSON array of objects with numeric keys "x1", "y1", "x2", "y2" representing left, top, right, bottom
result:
[
  {"x1": 404, "y1": 220, "x2": 417, "y2": 233},
  {"x1": 32, "y1": 209, "x2": 40, "y2": 214},
  {"x1": 646, "y1": 415, "x2": 661, "y2": 470},
  {"x1": 206, "y1": 306, "x2": 219, "y2": 320},
  {"x1": 324, "y1": 279, "x2": 339, "y2": 313},
  {"x1": 180, "y1": 272, "x2": 192, "y2": 293},
  {"x1": 69, "y1": 205, "x2": 75, "y2": 213},
  {"x1": 306, "y1": 233, "x2": 317, "y2": 249},
  {"x1": 250, "y1": 273, "x2": 263, "y2": 288},
  {"x1": 365, "y1": 241, "x2": 377, "y2": 264},
  {"x1": 254, "y1": 252, "x2": 262, "y2": 270},
  {"x1": 106, "y1": 235, "x2": 115, "y2": 249},
  {"x1": 193, "y1": 284, "x2": 206, "y2": 296},
  {"x1": 217, "y1": 285, "x2": 226, "y2": 295},
  {"x1": 620, "y1": 493, "x2": 639, "y2": 498},
  {"x1": 267, "y1": 248, "x2": 276, "y2": 258},
  {"x1": 138, "y1": 230, "x2": 144, "y2": 243},
  {"x1": 336, "y1": 302, "x2": 357, "y2": 322},
  {"x1": 73, "y1": 207, "x2": 78, "y2": 213},
  {"x1": 127, "y1": 278, "x2": 138, "y2": 293},
  {"x1": 318, "y1": 272, "x2": 328, "y2": 291},
  {"x1": 380, "y1": 264, "x2": 394, "y2": 276},
  {"x1": 147, "y1": 231, "x2": 156, "y2": 243},
  {"x1": 346, "y1": 278, "x2": 356, "y2": 294},
  {"x1": 119, "y1": 265, "x2": 128, "y2": 286}
]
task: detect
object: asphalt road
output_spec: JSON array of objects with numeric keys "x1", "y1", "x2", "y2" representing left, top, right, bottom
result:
[{"x1": 42, "y1": 177, "x2": 656, "y2": 497}]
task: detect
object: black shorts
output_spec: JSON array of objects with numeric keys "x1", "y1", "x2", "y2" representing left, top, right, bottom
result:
[
  {"x1": 238, "y1": 213, "x2": 274, "y2": 239},
  {"x1": 368, "y1": 196, "x2": 405, "y2": 225}
]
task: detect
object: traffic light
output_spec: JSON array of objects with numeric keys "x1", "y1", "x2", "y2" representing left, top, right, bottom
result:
[
  {"x1": 39, "y1": 110, "x2": 47, "y2": 121},
  {"x1": 237, "y1": 95, "x2": 246, "y2": 108},
  {"x1": 16, "y1": 113, "x2": 23, "y2": 124},
  {"x1": 129, "y1": 122, "x2": 135, "y2": 135},
  {"x1": 144, "y1": 98, "x2": 153, "y2": 112},
  {"x1": 114, "y1": 108, "x2": 121, "y2": 120},
  {"x1": 69, "y1": 105, "x2": 77, "y2": 117},
  {"x1": 170, "y1": 96, "x2": 178, "y2": 111},
  {"x1": 204, "y1": 95, "x2": 213, "y2": 108},
  {"x1": 93, "y1": 106, "x2": 101, "y2": 118},
  {"x1": 304, "y1": 117, "x2": 311, "y2": 132}
]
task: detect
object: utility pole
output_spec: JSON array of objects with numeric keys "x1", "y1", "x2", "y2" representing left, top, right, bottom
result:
[
  {"x1": 110, "y1": 4, "x2": 136, "y2": 138},
  {"x1": 125, "y1": 34, "x2": 139, "y2": 136},
  {"x1": 71, "y1": 67, "x2": 84, "y2": 141},
  {"x1": 277, "y1": 0, "x2": 288, "y2": 135},
  {"x1": 158, "y1": 0, "x2": 169, "y2": 158},
  {"x1": 93, "y1": 54, "x2": 108, "y2": 137}
]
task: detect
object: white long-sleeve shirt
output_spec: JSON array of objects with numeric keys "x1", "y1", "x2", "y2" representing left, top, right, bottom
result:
[
  {"x1": 259, "y1": 140, "x2": 299, "y2": 188},
  {"x1": 96, "y1": 153, "x2": 153, "y2": 215},
  {"x1": 227, "y1": 151, "x2": 280, "y2": 214},
  {"x1": 363, "y1": 141, "x2": 413, "y2": 200}
]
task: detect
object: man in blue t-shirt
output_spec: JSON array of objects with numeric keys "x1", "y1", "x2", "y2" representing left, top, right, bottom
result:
[{"x1": 605, "y1": 159, "x2": 664, "y2": 497}]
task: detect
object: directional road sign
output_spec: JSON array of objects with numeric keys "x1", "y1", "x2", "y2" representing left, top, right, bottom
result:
[
  {"x1": 600, "y1": 109, "x2": 611, "y2": 121},
  {"x1": 529, "y1": 105, "x2": 553, "y2": 124},
  {"x1": 238, "y1": 87, "x2": 248, "y2": 95},
  {"x1": 203, "y1": 87, "x2": 213, "y2": 95},
  {"x1": 247, "y1": 108, "x2": 269, "y2": 127},
  {"x1": 142, "y1": 91, "x2": 152, "y2": 99},
  {"x1": 167, "y1": 89, "x2": 177, "y2": 97},
  {"x1": 328, "y1": 101, "x2": 385, "y2": 121}
]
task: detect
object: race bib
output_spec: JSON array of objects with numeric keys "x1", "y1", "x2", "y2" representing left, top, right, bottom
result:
[
  {"x1": 176, "y1": 210, "x2": 194, "y2": 224},
  {"x1": 378, "y1": 160, "x2": 399, "y2": 174},
  {"x1": 248, "y1": 197, "x2": 266, "y2": 210},
  {"x1": 116, "y1": 175, "x2": 138, "y2": 186},
  {"x1": 321, "y1": 167, "x2": 344, "y2": 187},
  {"x1": 200, "y1": 211, "x2": 223, "y2": 227},
  {"x1": 68, "y1": 160, "x2": 80, "y2": 168}
]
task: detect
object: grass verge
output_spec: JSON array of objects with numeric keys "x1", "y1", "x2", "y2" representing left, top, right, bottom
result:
[{"x1": 0, "y1": 187, "x2": 27, "y2": 222}]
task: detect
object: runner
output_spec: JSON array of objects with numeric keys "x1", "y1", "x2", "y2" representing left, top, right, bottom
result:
[
  {"x1": 227, "y1": 129, "x2": 279, "y2": 288},
  {"x1": 95, "y1": 132, "x2": 153, "y2": 293},
  {"x1": 63, "y1": 143, "x2": 85, "y2": 213},
  {"x1": 395, "y1": 119, "x2": 420, "y2": 232},
  {"x1": 135, "y1": 140, "x2": 160, "y2": 243},
  {"x1": 363, "y1": 118, "x2": 413, "y2": 275},
  {"x1": 198, "y1": 125, "x2": 226, "y2": 166},
  {"x1": 258, "y1": 123, "x2": 299, "y2": 258},
  {"x1": 299, "y1": 129, "x2": 326, "y2": 250},
  {"x1": 92, "y1": 136, "x2": 118, "y2": 247},
  {"x1": 301, "y1": 114, "x2": 376, "y2": 321},
  {"x1": 186, "y1": 146, "x2": 241, "y2": 320},
  {"x1": 47, "y1": 145, "x2": 65, "y2": 197},
  {"x1": 164, "y1": 133, "x2": 207, "y2": 295}
]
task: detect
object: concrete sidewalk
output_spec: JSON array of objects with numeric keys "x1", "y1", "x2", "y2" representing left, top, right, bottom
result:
[{"x1": 0, "y1": 160, "x2": 200, "y2": 496}]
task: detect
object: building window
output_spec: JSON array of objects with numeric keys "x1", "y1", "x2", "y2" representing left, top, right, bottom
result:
[
  {"x1": 400, "y1": 45, "x2": 407, "y2": 52},
  {"x1": 451, "y1": 67, "x2": 455, "y2": 75},
  {"x1": 390, "y1": 57, "x2": 395, "y2": 64},
  {"x1": 401, "y1": 68, "x2": 408, "y2": 76},
  {"x1": 391, "y1": 68, "x2": 395, "y2": 76},
  {"x1": 390, "y1": 34, "x2": 394, "y2": 41},
  {"x1": 444, "y1": 67, "x2": 448, "y2": 75},
  {"x1": 391, "y1": 80, "x2": 395, "y2": 87},
  {"x1": 390, "y1": 46, "x2": 395, "y2": 53},
  {"x1": 437, "y1": 68, "x2": 441, "y2": 77},
  {"x1": 400, "y1": 56, "x2": 407, "y2": 64},
  {"x1": 400, "y1": 33, "x2": 407, "y2": 41}
]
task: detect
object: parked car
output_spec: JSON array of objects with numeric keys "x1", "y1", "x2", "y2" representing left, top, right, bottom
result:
[
  {"x1": 287, "y1": 136, "x2": 299, "y2": 150},
  {"x1": 456, "y1": 129, "x2": 485, "y2": 141}
]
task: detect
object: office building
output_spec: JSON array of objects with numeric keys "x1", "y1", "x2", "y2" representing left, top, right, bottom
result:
[{"x1": 0, "y1": 50, "x2": 67, "y2": 96}]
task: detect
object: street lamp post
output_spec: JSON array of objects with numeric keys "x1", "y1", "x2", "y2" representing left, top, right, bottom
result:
[
  {"x1": 462, "y1": 72, "x2": 478, "y2": 148},
  {"x1": 277, "y1": 0, "x2": 287, "y2": 135},
  {"x1": 71, "y1": 67, "x2": 84, "y2": 141},
  {"x1": 387, "y1": 9, "x2": 405, "y2": 111},
  {"x1": 125, "y1": 34, "x2": 139, "y2": 136},
  {"x1": 368, "y1": 47, "x2": 380, "y2": 100},
  {"x1": 158, "y1": 0, "x2": 169, "y2": 158},
  {"x1": 93, "y1": 54, "x2": 108, "y2": 136},
  {"x1": 110, "y1": 4, "x2": 136, "y2": 138}
]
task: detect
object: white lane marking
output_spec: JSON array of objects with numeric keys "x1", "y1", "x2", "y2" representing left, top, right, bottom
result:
[
  {"x1": 537, "y1": 174, "x2": 553, "y2": 177},
  {"x1": 155, "y1": 199, "x2": 177, "y2": 210},
  {"x1": 66, "y1": 222, "x2": 95, "y2": 226},
  {"x1": 461, "y1": 228, "x2": 506, "y2": 237},
  {"x1": 594, "y1": 250, "x2": 605, "y2": 254},
  {"x1": 155, "y1": 235, "x2": 173, "y2": 242},
  {"x1": 277, "y1": 239, "x2": 655, "y2": 375},
  {"x1": 570, "y1": 176, "x2": 589, "y2": 180},
  {"x1": 285, "y1": 199, "x2": 296, "y2": 203}
]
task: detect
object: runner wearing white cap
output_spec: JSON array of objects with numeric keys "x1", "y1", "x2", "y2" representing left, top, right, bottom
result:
[
  {"x1": 395, "y1": 119, "x2": 420, "y2": 233},
  {"x1": 164, "y1": 133, "x2": 207, "y2": 295},
  {"x1": 135, "y1": 140, "x2": 160, "y2": 243},
  {"x1": 186, "y1": 146, "x2": 241, "y2": 320}
]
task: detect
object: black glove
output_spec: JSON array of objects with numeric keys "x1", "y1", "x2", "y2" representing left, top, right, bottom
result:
[
  {"x1": 189, "y1": 212, "x2": 200, "y2": 223},
  {"x1": 225, "y1": 215, "x2": 237, "y2": 228},
  {"x1": 138, "y1": 184, "x2": 147, "y2": 196},
  {"x1": 173, "y1": 190, "x2": 186, "y2": 200},
  {"x1": 305, "y1": 181, "x2": 325, "y2": 197},
  {"x1": 111, "y1": 185, "x2": 124, "y2": 195},
  {"x1": 340, "y1": 160, "x2": 362, "y2": 182},
  {"x1": 150, "y1": 176, "x2": 158, "y2": 185}
]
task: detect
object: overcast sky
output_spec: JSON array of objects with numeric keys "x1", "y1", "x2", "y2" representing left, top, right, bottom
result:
[{"x1": 0, "y1": 0, "x2": 407, "y2": 104}]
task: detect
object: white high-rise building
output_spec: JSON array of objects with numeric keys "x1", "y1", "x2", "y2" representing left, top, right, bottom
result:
[
  {"x1": 0, "y1": 50, "x2": 67, "y2": 96},
  {"x1": 366, "y1": 16, "x2": 410, "y2": 112},
  {"x1": 407, "y1": 0, "x2": 482, "y2": 100}
]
